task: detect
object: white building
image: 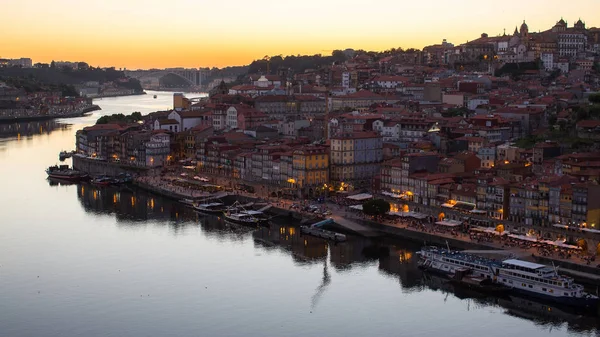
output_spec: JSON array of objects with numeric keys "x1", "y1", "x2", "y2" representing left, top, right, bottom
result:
[
  {"x1": 372, "y1": 120, "x2": 400, "y2": 141},
  {"x1": 477, "y1": 145, "x2": 496, "y2": 168},
  {"x1": 541, "y1": 53, "x2": 554, "y2": 70},
  {"x1": 145, "y1": 133, "x2": 170, "y2": 167},
  {"x1": 467, "y1": 97, "x2": 489, "y2": 111},
  {"x1": 558, "y1": 31, "x2": 587, "y2": 58}
]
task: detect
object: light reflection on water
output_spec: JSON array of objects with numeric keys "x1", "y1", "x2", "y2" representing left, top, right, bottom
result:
[{"x1": 0, "y1": 92, "x2": 598, "y2": 337}]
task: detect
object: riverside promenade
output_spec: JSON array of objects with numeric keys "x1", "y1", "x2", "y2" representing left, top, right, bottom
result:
[{"x1": 131, "y1": 171, "x2": 600, "y2": 283}]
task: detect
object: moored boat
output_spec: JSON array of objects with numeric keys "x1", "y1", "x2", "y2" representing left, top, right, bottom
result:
[
  {"x1": 417, "y1": 246, "x2": 599, "y2": 308},
  {"x1": 223, "y1": 211, "x2": 261, "y2": 226},
  {"x1": 46, "y1": 165, "x2": 89, "y2": 181},
  {"x1": 193, "y1": 202, "x2": 227, "y2": 214}
]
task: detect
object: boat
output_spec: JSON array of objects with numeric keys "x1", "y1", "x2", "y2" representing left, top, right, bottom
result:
[
  {"x1": 46, "y1": 165, "x2": 89, "y2": 181},
  {"x1": 223, "y1": 211, "x2": 262, "y2": 226},
  {"x1": 447, "y1": 267, "x2": 510, "y2": 295},
  {"x1": 91, "y1": 176, "x2": 114, "y2": 186},
  {"x1": 193, "y1": 202, "x2": 227, "y2": 214},
  {"x1": 58, "y1": 151, "x2": 73, "y2": 161},
  {"x1": 417, "y1": 246, "x2": 599, "y2": 308},
  {"x1": 153, "y1": 95, "x2": 157, "y2": 99},
  {"x1": 179, "y1": 199, "x2": 196, "y2": 207},
  {"x1": 114, "y1": 173, "x2": 133, "y2": 184}
]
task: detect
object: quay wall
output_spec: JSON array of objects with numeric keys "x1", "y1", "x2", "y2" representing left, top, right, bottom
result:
[
  {"x1": 73, "y1": 156, "x2": 148, "y2": 177},
  {"x1": 133, "y1": 180, "x2": 187, "y2": 200},
  {"x1": 0, "y1": 104, "x2": 101, "y2": 123}
]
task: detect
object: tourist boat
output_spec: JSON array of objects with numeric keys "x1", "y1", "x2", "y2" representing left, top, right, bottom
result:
[
  {"x1": 193, "y1": 202, "x2": 227, "y2": 214},
  {"x1": 46, "y1": 165, "x2": 89, "y2": 181},
  {"x1": 417, "y1": 246, "x2": 599, "y2": 308}
]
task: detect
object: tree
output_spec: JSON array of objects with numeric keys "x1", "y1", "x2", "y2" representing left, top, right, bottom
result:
[
  {"x1": 589, "y1": 93, "x2": 600, "y2": 104},
  {"x1": 362, "y1": 199, "x2": 390, "y2": 217},
  {"x1": 548, "y1": 114, "x2": 557, "y2": 127}
]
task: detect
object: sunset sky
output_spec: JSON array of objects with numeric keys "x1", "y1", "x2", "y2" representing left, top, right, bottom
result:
[{"x1": 1, "y1": 0, "x2": 599, "y2": 69}]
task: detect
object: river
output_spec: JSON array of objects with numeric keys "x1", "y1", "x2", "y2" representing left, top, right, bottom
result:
[{"x1": 0, "y1": 91, "x2": 598, "y2": 337}]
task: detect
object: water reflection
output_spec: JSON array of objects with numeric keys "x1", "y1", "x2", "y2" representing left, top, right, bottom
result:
[
  {"x1": 74, "y1": 182, "x2": 600, "y2": 332},
  {"x1": 420, "y1": 273, "x2": 600, "y2": 333},
  {"x1": 74, "y1": 182, "x2": 254, "y2": 240},
  {"x1": 0, "y1": 120, "x2": 71, "y2": 140}
]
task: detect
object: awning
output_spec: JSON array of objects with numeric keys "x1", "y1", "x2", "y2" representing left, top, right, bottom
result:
[
  {"x1": 508, "y1": 234, "x2": 538, "y2": 242},
  {"x1": 382, "y1": 191, "x2": 403, "y2": 199},
  {"x1": 470, "y1": 209, "x2": 486, "y2": 214},
  {"x1": 470, "y1": 226, "x2": 508, "y2": 235},
  {"x1": 387, "y1": 211, "x2": 428, "y2": 219},
  {"x1": 350, "y1": 205, "x2": 363, "y2": 211},
  {"x1": 435, "y1": 220, "x2": 462, "y2": 227},
  {"x1": 540, "y1": 240, "x2": 581, "y2": 250},
  {"x1": 347, "y1": 193, "x2": 373, "y2": 201},
  {"x1": 441, "y1": 203, "x2": 455, "y2": 208},
  {"x1": 453, "y1": 201, "x2": 475, "y2": 211}
]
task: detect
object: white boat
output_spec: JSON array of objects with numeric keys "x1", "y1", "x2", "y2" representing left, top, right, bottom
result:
[
  {"x1": 417, "y1": 246, "x2": 599, "y2": 308},
  {"x1": 223, "y1": 212, "x2": 261, "y2": 226}
]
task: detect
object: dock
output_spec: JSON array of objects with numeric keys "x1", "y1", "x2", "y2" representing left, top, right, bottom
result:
[{"x1": 329, "y1": 215, "x2": 381, "y2": 238}]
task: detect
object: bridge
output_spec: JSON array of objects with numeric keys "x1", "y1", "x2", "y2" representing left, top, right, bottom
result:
[{"x1": 126, "y1": 68, "x2": 208, "y2": 88}]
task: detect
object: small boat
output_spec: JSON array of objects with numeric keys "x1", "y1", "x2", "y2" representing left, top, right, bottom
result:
[
  {"x1": 114, "y1": 173, "x2": 133, "y2": 184},
  {"x1": 300, "y1": 226, "x2": 347, "y2": 242},
  {"x1": 46, "y1": 165, "x2": 89, "y2": 182},
  {"x1": 193, "y1": 202, "x2": 227, "y2": 214},
  {"x1": 223, "y1": 212, "x2": 261, "y2": 226},
  {"x1": 59, "y1": 151, "x2": 72, "y2": 161},
  {"x1": 91, "y1": 176, "x2": 115, "y2": 186},
  {"x1": 153, "y1": 95, "x2": 157, "y2": 99},
  {"x1": 448, "y1": 267, "x2": 511, "y2": 295}
]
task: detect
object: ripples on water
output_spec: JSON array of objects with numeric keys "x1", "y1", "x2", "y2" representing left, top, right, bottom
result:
[{"x1": 0, "y1": 92, "x2": 599, "y2": 337}]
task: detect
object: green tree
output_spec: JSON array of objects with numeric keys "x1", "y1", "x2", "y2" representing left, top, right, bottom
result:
[
  {"x1": 362, "y1": 199, "x2": 390, "y2": 217},
  {"x1": 589, "y1": 93, "x2": 600, "y2": 104}
]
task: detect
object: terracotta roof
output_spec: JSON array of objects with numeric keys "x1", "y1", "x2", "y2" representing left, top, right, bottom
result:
[{"x1": 158, "y1": 119, "x2": 179, "y2": 125}]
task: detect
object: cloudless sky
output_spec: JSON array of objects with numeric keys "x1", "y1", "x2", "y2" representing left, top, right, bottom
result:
[{"x1": 1, "y1": 0, "x2": 599, "y2": 69}]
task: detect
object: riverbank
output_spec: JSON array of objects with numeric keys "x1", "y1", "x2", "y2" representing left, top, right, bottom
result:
[
  {"x1": 90, "y1": 91, "x2": 146, "y2": 99},
  {"x1": 125, "y1": 172, "x2": 600, "y2": 284},
  {"x1": 0, "y1": 104, "x2": 101, "y2": 123}
]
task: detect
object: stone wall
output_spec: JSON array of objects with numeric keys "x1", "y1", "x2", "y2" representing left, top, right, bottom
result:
[{"x1": 73, "y1": 156, "x2": 148, "y2": 177}]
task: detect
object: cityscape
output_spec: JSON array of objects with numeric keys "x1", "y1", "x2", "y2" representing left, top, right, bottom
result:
[{"x1": 2, "y1": 3, "x2": 600, "y2": 337}]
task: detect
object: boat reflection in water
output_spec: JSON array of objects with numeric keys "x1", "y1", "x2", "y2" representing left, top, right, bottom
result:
[
  {"x1": 76, "y1": 183, "x2": 254, "y2": 239},
  {"x1": 75, "y1": 183, "x2": 600, "y2": 331},
  {"x1": 419, "y1": 273, "x2": 600, "y2": 333}
]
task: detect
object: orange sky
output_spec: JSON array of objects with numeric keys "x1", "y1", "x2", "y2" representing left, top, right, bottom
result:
[{"x1": 1, "y1": 0, "x2": 599, "y2": 69}]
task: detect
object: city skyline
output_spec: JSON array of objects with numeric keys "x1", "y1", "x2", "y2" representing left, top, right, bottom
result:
[{"x1": 1, "y1": 0, "x2": 600, "y2": 69}]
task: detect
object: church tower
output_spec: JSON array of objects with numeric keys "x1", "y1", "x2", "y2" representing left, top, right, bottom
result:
[{"x1": 520, "y1": 20, "x2": 529, "y2": 37}]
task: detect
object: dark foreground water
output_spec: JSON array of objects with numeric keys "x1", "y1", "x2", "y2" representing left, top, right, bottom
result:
[{"x1": 0, "y1": 92, "x2": 599, "y2": 337}]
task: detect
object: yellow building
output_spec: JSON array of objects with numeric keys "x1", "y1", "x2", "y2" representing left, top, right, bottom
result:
[
  {"x1": 292, "y1": 146, "x2": 329, "y2": 194},
  {"x1": 173, "y1": 93, "x2": 191, "y2": 111}
]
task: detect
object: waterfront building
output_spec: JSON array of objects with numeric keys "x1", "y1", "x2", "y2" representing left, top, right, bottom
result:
[
  {"x1": 291, "y1": 145, "x2": 329, "y2": 196},
  {"x1": 330, "y1": 131, "x2": 383, "y2": 190},
  {"x1": 145, "y1": 132, "x2": 170, "y2": 167}
]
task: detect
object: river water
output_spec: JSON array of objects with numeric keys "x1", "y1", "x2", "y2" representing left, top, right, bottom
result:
[{"x1": 0, "y1": 91, "x2": 598, "y2": 337}]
